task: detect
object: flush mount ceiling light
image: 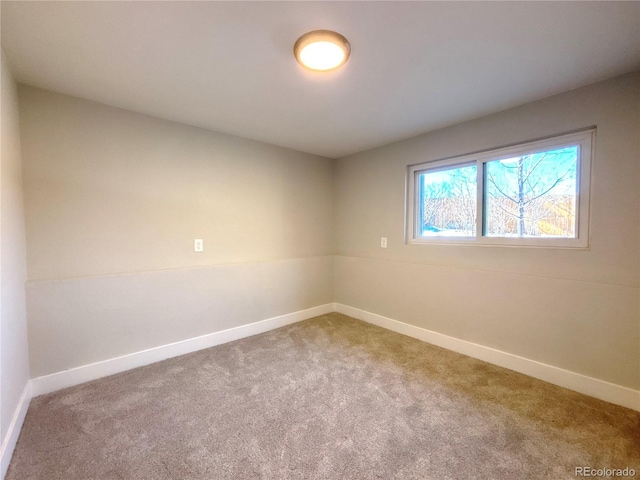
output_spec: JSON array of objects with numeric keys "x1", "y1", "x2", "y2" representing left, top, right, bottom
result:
[{"x1": 294, "y1": 30, "x2": 350, "y2": 72}]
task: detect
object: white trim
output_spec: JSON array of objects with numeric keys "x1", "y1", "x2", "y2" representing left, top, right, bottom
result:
[
  {"x1": 1, "y1": 381, "x2": 32, "y2": 480},
  {"x1": 334, "y1": 303, "x2": 640, "y2": 412},
  {"x1": 31, "y1": 304, "x2": 334, "y2": 397},
  {"x1": 21, "y1": 300, "x2": 639, "y2": 443},
  {"x1": 406, "y1": 128, "x2": 595, "y2": 248}
]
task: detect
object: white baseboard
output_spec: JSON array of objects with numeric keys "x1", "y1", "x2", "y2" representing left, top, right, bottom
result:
[
  {"x1": 7, "y1": 300, "x2": 640, "y2": 480},
  {"x1": 31, "y1": 303, "x2": 334, "y2": 397},
  {"x1": 1, "y1": 381, "x2": 32, "y2": 480},
  {"x1": 334, "y1": 303, "x2": 640, "y2": 412},
  {"x1": 21, "y1": 301, "x2": 640, "y2": 442}
]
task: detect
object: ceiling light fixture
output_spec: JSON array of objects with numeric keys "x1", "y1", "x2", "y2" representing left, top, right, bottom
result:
[{"x1": 294, "y1": 30, "x2": 350, "y2": 72}]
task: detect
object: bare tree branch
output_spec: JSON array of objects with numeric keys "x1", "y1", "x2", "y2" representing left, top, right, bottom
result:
[
  {"x1": 522, "y1": 164, "x2": 575, "y2": 205},
  {"x1": 487, "y1": 172, "x2": 518, "y2": 204},
  {"x1": 521, "y1": 153, "x2": 548, "y2": 185}
]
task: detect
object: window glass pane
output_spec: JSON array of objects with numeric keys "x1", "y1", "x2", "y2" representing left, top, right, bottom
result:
[
  {"x1": 484, "y1": 146, "x2": 578, "y2": 238},
  {"x1": 418, "y1": 164, "x2": 477, "y2": 236}
]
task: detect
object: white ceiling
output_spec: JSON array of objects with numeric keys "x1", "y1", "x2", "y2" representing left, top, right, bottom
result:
[{"x1": 2, "y1": 2, "x2": 639, "y2": 159}]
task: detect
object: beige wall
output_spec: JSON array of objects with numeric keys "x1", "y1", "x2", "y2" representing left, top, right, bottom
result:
[
  {"x1": 19, "y1": 87, "x2": 334, "y2": 376},
  {"x1": 19, "y1": 86, "x2": 334, "y2": 280},
  {"x1": 16, "y1": 72, "x2": 640, "y2": 392},
  {"x1": 1, "y1": 53, "x2": 30, "y2": 444},
  {"x1": 334, "y1": 72, "x2": 640, "y2": 389}
]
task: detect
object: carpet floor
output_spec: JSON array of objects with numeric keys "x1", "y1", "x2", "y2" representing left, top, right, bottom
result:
[{"x1": 7, "y1": 313, "x2": 640, "y2": 479}]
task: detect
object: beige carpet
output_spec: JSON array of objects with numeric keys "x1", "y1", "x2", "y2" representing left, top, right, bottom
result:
[{"x1": 7, "y1": 313, "x2": 640, "y2": 479}]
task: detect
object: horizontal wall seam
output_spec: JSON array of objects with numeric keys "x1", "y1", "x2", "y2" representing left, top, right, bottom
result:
[
  {"x1": 25, "y1": 254, "x2": 335, "y2": 285},
  {"x1": 335, "y1": 254, "x2": 639, "y2": 290}
]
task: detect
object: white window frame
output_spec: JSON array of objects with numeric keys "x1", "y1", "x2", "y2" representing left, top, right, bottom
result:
[{"x1": 406, "y1": 129, "x2": 595, "y2": 248}]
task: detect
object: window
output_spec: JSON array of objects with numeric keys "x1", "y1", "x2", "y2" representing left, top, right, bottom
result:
[{"x1": 406, "y1": 129, "x2": 594, "y2": 247}]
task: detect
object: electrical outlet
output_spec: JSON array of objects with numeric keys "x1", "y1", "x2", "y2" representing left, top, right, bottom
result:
[
  {"x1": 380, "y1": 237, "x2": 388, "y2": 248},
  {"x1": 194, "y1": 239, "x2": 204, "y2": 252}
]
